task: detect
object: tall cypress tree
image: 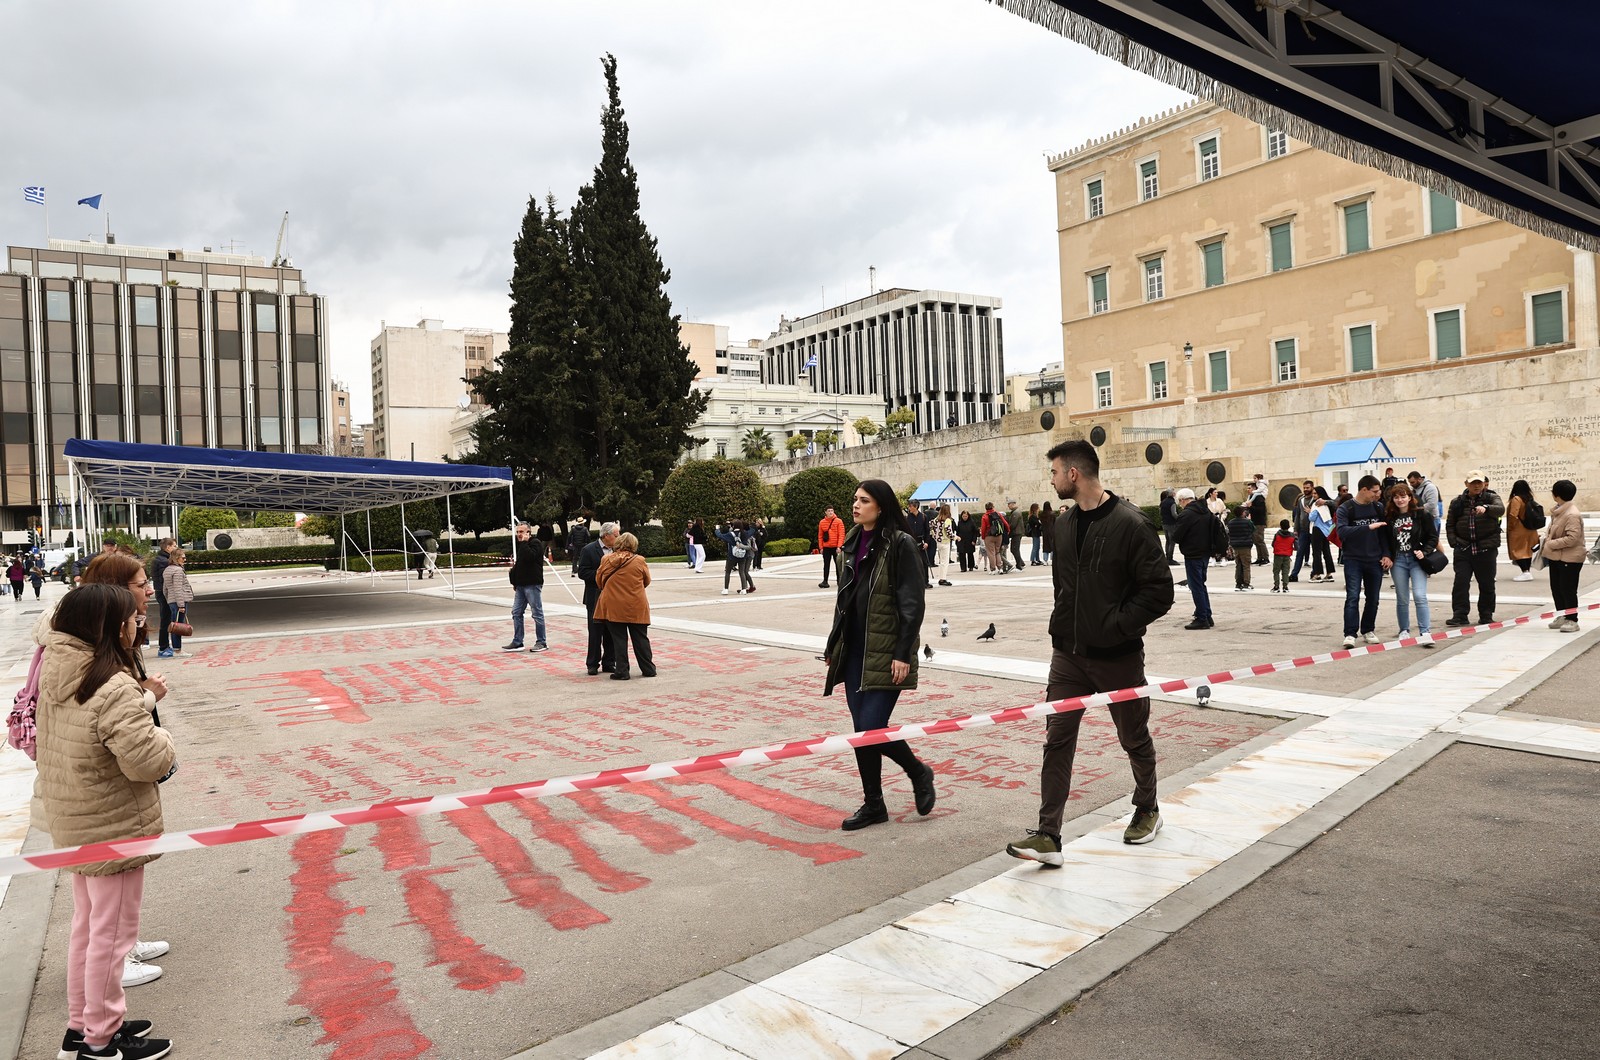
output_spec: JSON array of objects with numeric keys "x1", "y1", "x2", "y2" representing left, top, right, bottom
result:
[
  {"x1": 469, "y1": 194, "x2": 583, "y2": 518},
  {"x1": 568, "y1": 54, "x2": 707, "y2": 526}
]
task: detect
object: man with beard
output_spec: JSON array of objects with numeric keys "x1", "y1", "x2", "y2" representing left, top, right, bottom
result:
[{"x1": 1006, "y1": 439, "x2": 1175, "y2": 866}]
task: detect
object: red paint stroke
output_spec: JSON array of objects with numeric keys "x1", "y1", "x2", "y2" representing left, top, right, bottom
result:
[
  {"x1": 564, "y1": 791, "x2": 695, "y2": 855},
  {"x1": 511, "y1": 800, "x2": 650, "y2": 894},
  {"x1": 445, "y1": 806, "x2": 608, "y2": 931},
  {"x1": 372, "y1": 818, "x2": 524, "y2": 992},
  {"x1": 238, "y1": 669, "x2": 373, "y2": 727},
  {"x1": 284, "y1": 829, "x2": 433, "y2": 1060},
  {"x1": 662, "y1": 771, "x2": 846, "y2": 830},
  {"x1": 630, "y1": 782, "x2": 863, "y2": 866}
]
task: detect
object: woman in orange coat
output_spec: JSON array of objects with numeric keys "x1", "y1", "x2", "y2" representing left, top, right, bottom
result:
[{"x1": 594, "y1": 532, "x2": 656, "y2": 680}]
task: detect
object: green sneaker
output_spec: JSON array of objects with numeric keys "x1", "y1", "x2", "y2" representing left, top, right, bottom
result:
[
  {"x1": 1124, "y1": 806, "x2": 1162, "y2": 845},
  {"x1": 1006, "y1": 829, "x2": 1063, "y2": 867}
]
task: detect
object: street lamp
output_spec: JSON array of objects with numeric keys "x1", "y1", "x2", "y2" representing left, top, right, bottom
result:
[{"x1": 1182, "y1": 341, "x2": 1196, "y2": 405}]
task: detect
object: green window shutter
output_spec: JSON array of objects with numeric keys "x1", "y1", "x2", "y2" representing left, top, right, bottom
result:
[
  {"x1": 1087, "y1": 179, "x2": 1103, "y2": 217},
  {"x1": 1203, "y1": 241, "x2": 1224, "y2": 287},
  {"x1": 1275, "y1": 339, "x2": 1297, "y2": 381},
  {"x1": 1095, "y1": 371, "x2": 1110, "y2": 389},
  {"x1": 1208, "y1": 351, "x2": 1228, "y2": 392},
  {"x1": 1269, "y1": 223, "x2": 1292, "y2": 271},
  {"x1": 1349, "y1": 324, "x2": 1374, "y2": 372},
  {"x1": 1199, "y1": 138, "x2": 1219, "y2": 180},
  {"x1": 1434, "y1": 309, "x2": 1462, "y2": 360},
  {"x1": 1531, "y1": 291, "x2": 1565, "y2": 345},
  {"x1": 1343, "y1": 201, "x2": 1369, "y2": 253},
  {"x1": 1090, "y1": 271, "x2": 1107, "y2": 308},
  {"x1": 1429, "y1": 191, "x2": 1457, "y2": 233},
  {"x1": 1150, "y1": 362, "x2": 1166, "y2": 386},
  {"x1": 1140, "y1": 161, "x2": 1156, "y2": 179}
]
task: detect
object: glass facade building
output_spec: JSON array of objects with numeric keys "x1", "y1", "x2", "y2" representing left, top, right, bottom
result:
[{"x1": 1, "y1": 241, "x2": 327, "y2": 532}]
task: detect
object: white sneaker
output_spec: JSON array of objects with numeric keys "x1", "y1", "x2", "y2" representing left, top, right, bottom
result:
[
  {"x1": 1363, "y1": 632, "x2": 1381, "y2": 645},
  {"x1": 1513, "y1": 571, "x2": 1534, "y2": 582},
  {"x1": 122, "y1": 956, "x2": 163, "y2": 988},
  {"x1": 1342, "y1": 635, "x2": 1357, "y2": 649},
  {"x1": 1420, "y1": 632, "x2": 1436, "y2": 648},
  {"x1": 720, "y1": 589, "x2": 730, "y2": 596},
  {"x1": 1398, "y1": 630, "x2": 1411, "y2": 640},
  {"x1": 131, "y1": 939, "x2": 169, "y2": 961}
]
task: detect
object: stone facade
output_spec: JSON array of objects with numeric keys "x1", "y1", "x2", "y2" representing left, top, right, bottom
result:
[{"x1": 759, "y1": 345, "x2": 1600, "y2": 518}]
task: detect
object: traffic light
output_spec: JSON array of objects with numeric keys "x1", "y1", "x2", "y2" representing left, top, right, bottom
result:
[{"x1": 27, "y1": 527, "x2": 38, "y2": 548}]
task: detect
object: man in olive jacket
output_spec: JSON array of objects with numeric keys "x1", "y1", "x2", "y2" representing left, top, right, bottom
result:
[{"x1": 1008, "y1": 440, "x2": 1175, "y2": 866}]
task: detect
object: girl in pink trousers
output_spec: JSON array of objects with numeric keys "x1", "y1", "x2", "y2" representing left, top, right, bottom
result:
[{"x1": 36, "y1": 584, "x2": 176, "y2": 1060}]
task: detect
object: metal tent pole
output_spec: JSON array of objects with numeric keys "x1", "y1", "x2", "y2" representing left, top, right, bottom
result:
[
  {"x1": 401, "y1": 501, "x2": 410, "y2": 594},
  {"x1": 445, "y1": 493, "x2": 456, "y2": 600},
  {"x1": 339, "y1": 513, "x2": 347, "y2": 578},
  {"x1": 366, "y1": 509, "x2": 375, "y2": 586}
]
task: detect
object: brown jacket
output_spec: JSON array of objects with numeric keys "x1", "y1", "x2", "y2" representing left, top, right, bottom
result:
[
  {"x1": 595, "y1": 551, "x2": 651, "y2": 625},
  {"x1": 1506, "y1": 495, "x2": 1540, "y2": 561},
  {"x1": 1542, "y1": 500, "x2": 1587, "y2": 564},
  {"x1": 35, "y1": 631, "x2": 175, "y2": 875}
]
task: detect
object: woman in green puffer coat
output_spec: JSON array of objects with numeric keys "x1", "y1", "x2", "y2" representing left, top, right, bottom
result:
[{"x1": 822, "y1": 478, "x2": 935, "y2": 832}]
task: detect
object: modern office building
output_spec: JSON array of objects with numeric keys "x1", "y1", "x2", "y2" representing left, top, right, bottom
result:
[
  {"x1": 760, "y1": 289, "x2": 1006, "y2": 435},
  {"x1": 681, "y1": 322, "x2": 764, "y2": 381},
  {"x1": 1, "y1": 239, "x2": 327, "y2": 532},
  {"x1": 369, "y1": 319, "x2": 506, "y2": 461},
  {"x1": 1047, "y1": 100, "x2": 1588, "y2": 414}
]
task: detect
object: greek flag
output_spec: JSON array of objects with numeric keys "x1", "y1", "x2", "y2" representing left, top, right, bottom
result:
[
  {"x1": 802, "y1": 354, "x2": 818, "y2": 370},
  {"x1": 806, "y1": 440, "x2": 816, "y2": 456},
  {"x1": 23, "y1": 186, "x2": 44, "y2": 205}
]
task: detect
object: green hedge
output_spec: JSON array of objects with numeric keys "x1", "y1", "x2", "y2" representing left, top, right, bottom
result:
[
  {"x1": 784, "y1": 467, "x2": 859, "y2": 544},
  {"x1": 633, "y1": 525, "x2": 679, "y2": 558},
  {"x1": 184, "y1": 545, "x2": 335, "y2": 570},
  {"x1": 337, "y1": 552, "x2": 508, "y2": 572},
  {"x1": 762, "y1": 537, "x2": 813, "y2": 557},
  {"x1": 657, "y1": 460, "x2": 766, "y2": 544},
  {"x1": 1137, "y1": 505, "x2": 1162, "y2": 531}
]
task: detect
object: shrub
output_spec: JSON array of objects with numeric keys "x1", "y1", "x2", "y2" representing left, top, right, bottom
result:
[
  {"x1": 657, "y1": 460, "x2": 766, "y2": 542},
  {"x1": 299, "y1": 502, "x2": 443, "y2": 551},
  {"x1": 177, "y1": 506, "x2": 238, "y2": 547},
  {"x1": 183, "y1": 544, "x2": 335, "y2": 571},
  {"x1": 101, "y1": 529, "x2": 150, "y2": 557},
  {"x1": 762, "y1": 537, "x2": 813, "y2": 557},
  {"x1": 783, "y1": 466, "x2": 859, "y2": 543},
  {"x1": 1137, "y1": 505, "x2": 1162, "y2": 531},
  {"x1": 248, "y1": 511, "x2": 298, "y2": 528},
  {"x1": 632, "y1": 524, "x2": 679, "y2": 558}
]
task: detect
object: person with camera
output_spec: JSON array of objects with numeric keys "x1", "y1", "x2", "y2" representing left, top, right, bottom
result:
[{"x1": 715, "y1": 519, "x2": 756, "y2": 596}]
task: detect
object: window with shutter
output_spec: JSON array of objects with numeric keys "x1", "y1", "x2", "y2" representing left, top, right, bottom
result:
[
  {"x1": 1269, "y1": 223, "x2": 1293, "y2": 271},
  {"x1": 1198, "y1": 138, "x2": 1219, "y2": 181},
  {"x1": 1349, "y1": 325, "x2": 1374, "y2": 372},
  {"x1": 1144, "y1": 258, "x2": 1164, "y2": 301},
  {"x1": 1433, "y1": 309, "x2": 1462, "y2": 360},
  {"x1": 1149, "y1": 362, "x2": 1168, "y2": 400},
  {"x1": 1428, "y1": 191, "x2": 1457, "y2": 233},
  {"x1": 1090, "y1": 271, "x2": 1108, "y2": 314},
  {"x1": 1275, "y1": 339, "x2": 1298, "y2": 382},
  {"x1": 1202, "y1": 241, "x2": 1225, "y2": 287},
  {"x1": 1095, "y1": 371, "x2": 1112, "y2": 409},
  {"x1": 1343, "y1": 201, "x2": 1370, "y2": 253},
  {"x1": 1208, "y1": 351, "x2": 1228, "y2": 393},
  {"x1": 1087, "y1": 179, "x2": 1103, "y2": 219},
  {"x1": 1140, "y1": 160, "x2": 1159, "y2": 201},
  {"x1": 1531, "y1": 291, "x2": 1565, "y2": 345}
]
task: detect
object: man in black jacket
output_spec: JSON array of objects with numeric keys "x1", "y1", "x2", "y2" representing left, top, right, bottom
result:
[
  {"x1": 504, "y1": 521, "x2": 547, "y2": 653},
  {"x1": 1249, "y1": 479, "x2": 1269, "y2": 565},
  {"x1": 1446, "y1": 470, "x2": 1505, "y2": 626},
  {"x1": 905, "y1": 500, "x2": 934, "y2": 588},
  {"x1": 1007, "y1": 440, "x2": 1175, "y2": 867},
  {"x1": 1159, "y1": 489, "x2": 1179, "y2": 565},
  {"x1": 577, "y1": 522, "x2": 619, "y2": 674},
  {"x1": 1168, "y1": 489, "x2": 1219, "y2": 629}
]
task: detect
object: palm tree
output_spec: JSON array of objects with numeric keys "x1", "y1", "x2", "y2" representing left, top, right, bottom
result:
[{"x1": 742, "y1": 427, "x2": 776, "y2": 461}]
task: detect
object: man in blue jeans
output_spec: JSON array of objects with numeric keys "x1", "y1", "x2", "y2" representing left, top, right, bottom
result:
[
  {"x1": 1169, "y1": 488, "x2": 1216, "y2": 629},
  {"x1": 1335, "y1": 475, "x2": 1391, "y2": 649},
  {"x1": 504, "y1": 521, "x2": 548, "y2": 653}
]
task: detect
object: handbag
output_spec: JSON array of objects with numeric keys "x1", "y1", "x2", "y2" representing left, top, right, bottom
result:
[
  {"x1": 169, "y1": 607, "x2": 193, "y2": 638},
  {"x1": 6, "y1": 645, "x2": 44, "y2": 760},
  {"x1": 1420, "y1": 549, "x2": 1449, "y2": 575},
  {"x1": 731, "y1": 542, "x2": 748, "y2": 559}
]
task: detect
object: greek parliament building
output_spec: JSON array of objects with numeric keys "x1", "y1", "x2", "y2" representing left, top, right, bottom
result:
[
  {"x1": 0, "y1": 240, "x2": 327, "y2": 533},
  {"x1": 760, "y1": 289, "x2": 1006, "y2": 435}
]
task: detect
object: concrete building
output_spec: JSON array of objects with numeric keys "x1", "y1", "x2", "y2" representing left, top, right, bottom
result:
[
  {"x1": 1047, "y1": 100, "x2": 1588, "y2": 414},
  {"x1": 684, "y1": 378, "x2": 885, "y2": 463},
  {"x1": 331, "y1": 380, "x2": 353, "y2": 455},
  {"x1": 1, "y1": 238, "x2": 327, "y2": 532},
  {"x1": 681, "y1": 322, "x2": 764, "y2": 381},
  {"x1": 1006, "y1": 360, "x2": 1065, "y2": 413},
  {"x1": 349, "y1": 422, "x2": 368, "y2": 459},
  {"x1": 761, "y1": 288, "x2": 1006, "y2": 435},
  {"x1": 369, "y1": 318, "x2": 506, "y2": 461}
]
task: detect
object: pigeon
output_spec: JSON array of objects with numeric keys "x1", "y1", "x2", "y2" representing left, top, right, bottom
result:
[
  {"x1": 923, "y1": 644, "x2": 934, "y2": 660},
  {"x1": 976, "y1": 623, "x2": 996, "y2": 641}
]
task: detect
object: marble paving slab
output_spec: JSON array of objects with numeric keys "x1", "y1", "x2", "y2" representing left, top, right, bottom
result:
[
  {"x1": 677, "y1": 983, "x2": 903, "y2": 1060},
  {"x1": 833, "y1": 925, "x2": 1039, "y2": 1006},
  {"x1": 762, "y1": 952, "x2": 981, "y2": 1046},
  {"x1": 587, "y1": 1020, "x2": 751, "y2": 1060},
  {"x1": 895, "y1": 900, "x2": 1100, "y2": 969}
]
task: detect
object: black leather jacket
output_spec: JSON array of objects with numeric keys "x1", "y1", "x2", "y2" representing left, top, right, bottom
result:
[{"x1": 823, "y1": 526, "x2": 926, "y2": 694}]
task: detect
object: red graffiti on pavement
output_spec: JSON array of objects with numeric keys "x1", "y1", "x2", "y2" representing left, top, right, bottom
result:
[
  {"x1": 630, "y1": 781, "x2": 863, "y2": 866},
  {"x1": 445, "y1": 806, "x2": 609, "y2": 931}
]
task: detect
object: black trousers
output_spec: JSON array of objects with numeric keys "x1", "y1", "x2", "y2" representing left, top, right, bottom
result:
[
  {"x1": 157, "y1": 601, "x2": 173, "y2": 652},
  {"x1": 585, "y1": 606, "x2": 614, "y2": 671},
  {"x1": 1549, "y1": 559, "x2": 1582, "y2": 623},
  {"x1": 1009, "y1": 532, "x2": 1024, "y2": 569},
  {"x1": 1163, "y1": 525, "x2": 1178, "y2": 562},
  {"x1": 820, "y1": 547, "x2": 838, "y2": 585},
  {"x1": 609, "y1": 622, "x2": 655, "y2": 677},
  {"x1": 1451, "y1": 549, "x2": 1498, "y2": 621}
]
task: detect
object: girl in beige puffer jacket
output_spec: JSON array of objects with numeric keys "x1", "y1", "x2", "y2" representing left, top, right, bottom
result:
[{"x1": 35, "y1": 584, "x2": 176, "y2": 1058}]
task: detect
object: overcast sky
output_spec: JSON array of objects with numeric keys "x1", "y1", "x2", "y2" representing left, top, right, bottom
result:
[{"x1": 2, "y1": 0, "x2": 1187, "y2": 422}]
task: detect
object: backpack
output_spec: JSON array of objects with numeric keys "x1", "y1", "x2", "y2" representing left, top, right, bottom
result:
[
  {"x1": 987, "y1": 513, "x2": 1008, "y2": 537},
  {"x1": 1520, "y1": 498, "x2": 1546, "y2": 531},
  {"x1": 6, "y1": 645, "x2": 44, "y2": 761}
]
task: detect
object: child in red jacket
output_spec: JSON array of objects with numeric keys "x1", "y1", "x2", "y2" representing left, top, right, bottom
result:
[{"x1": 1271, "y1": 519, "x2": 1296, "y2": 592}]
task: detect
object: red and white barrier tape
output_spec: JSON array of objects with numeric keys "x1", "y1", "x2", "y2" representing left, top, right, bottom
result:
[{"x1": 3, "y1": 603, "x2": 1593, "y2": 878}]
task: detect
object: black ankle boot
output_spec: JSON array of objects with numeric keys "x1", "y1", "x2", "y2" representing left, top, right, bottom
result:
[
  {"x1": 841, "y1": 800, "x2": 888, "y2": 831},
  {"x1": 909, "y1": 762, "x2": 936, "y2": 816}
]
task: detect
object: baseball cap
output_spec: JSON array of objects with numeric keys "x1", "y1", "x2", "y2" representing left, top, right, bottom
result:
[{"x1": 1465, "y1": 470, "x2": 1486, "y2": 483}]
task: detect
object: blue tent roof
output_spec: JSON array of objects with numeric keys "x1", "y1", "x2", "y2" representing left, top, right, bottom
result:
[
  {"x1": 64, "y1": 439, "x2": 512, "y2": 515},
  {"x1": 909, "y1": 479, "x2": 981, "y2": 504},
  {"x1": 1313, "y1": 437, "x2": 1415, "y2": 468}
]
